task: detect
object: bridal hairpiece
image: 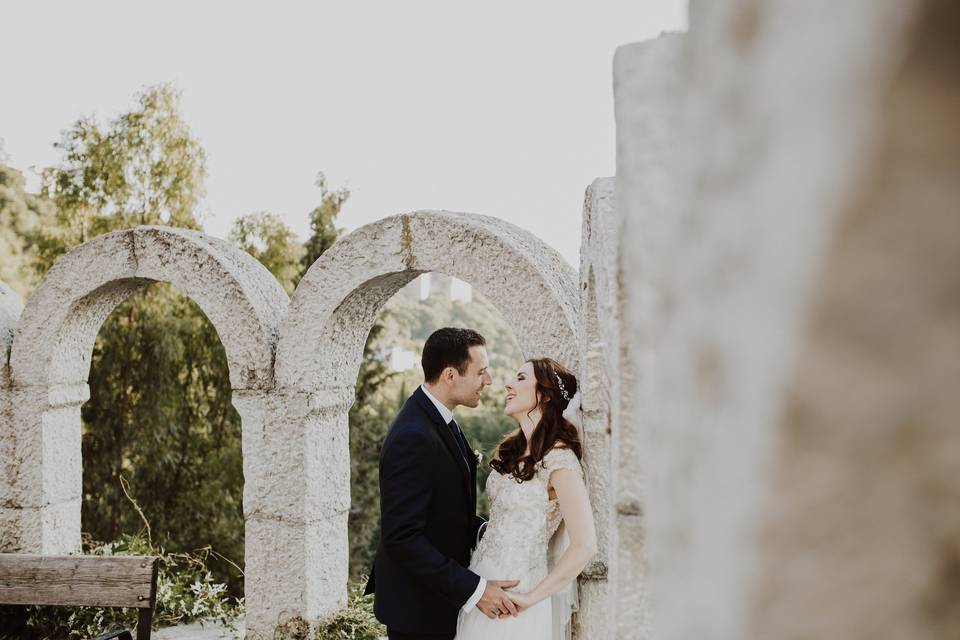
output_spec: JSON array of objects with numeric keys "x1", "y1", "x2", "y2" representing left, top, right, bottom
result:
[{"x1": 554, "y1": 371, "x2": 570, "y2": 402}]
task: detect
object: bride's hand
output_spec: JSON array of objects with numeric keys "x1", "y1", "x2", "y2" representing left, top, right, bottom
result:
[{"x1": 507, "y1": 591, "x2": 536, "y2": 614}]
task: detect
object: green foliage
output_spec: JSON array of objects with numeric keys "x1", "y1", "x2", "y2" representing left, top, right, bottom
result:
[
  {"x1": 299, "y1": 172, "x2": 348, "y2": 283},
  {"x1": 347, "y1": 322, "x2": 398, "y2": 580},
  {"x1": 229, "y1": 211, "x2": 306, "y2": 294},
  {"x1": 82, "y1": 283, "x2": 246, "y2": 596},
  {"x1": 273, "y1": 581, "x2": 383, "y2": 640},
  {"x1": 0, "y1": 533, "x2": 241, "y2": 640},
  {"x1": 34, "y1": 83, "x2": 205, "y2": 274},
  {"x1": 312, "y1": 581, "x2": 384, "y2": 640},
  {"x1": 0, "y1": 163, "x2": 57, "y2": 298}
]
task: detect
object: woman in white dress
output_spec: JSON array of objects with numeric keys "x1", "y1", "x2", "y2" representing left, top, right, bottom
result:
[{"x1": 457, "y1": 358, "x2": 597, "y2": 640}]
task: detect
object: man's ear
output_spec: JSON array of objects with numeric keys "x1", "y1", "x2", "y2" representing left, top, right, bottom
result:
[{"x1": 442, "y1": 366, "x2": 457, "y2": 384}]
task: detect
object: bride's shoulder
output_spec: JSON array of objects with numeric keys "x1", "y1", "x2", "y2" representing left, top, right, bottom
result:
[{"x1": 540, "y1": 444, "x2": 582, "y2": 474}]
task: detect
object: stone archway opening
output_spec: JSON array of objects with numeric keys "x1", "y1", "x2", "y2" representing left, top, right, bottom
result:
[
  {"x1": 79, "y1": 280, "x2": 246, "y2": 597},
  {"x1": 346, "y1": 271, "x2": 527, "y2": 584}
]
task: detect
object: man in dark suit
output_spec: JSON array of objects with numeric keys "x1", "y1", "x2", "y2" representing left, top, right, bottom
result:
[{"x1": 365, "y1": 327, "x2": 520, "y2": 639}]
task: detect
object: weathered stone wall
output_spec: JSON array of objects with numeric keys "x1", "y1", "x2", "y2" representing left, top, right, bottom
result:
[{"x1": 612, "y1": 0, "x2": 959, "y2": 638}]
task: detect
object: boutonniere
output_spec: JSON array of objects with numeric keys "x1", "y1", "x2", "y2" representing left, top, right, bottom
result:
[{"x1": 474, "y1": 449, "x2": 484, "y2": 465}]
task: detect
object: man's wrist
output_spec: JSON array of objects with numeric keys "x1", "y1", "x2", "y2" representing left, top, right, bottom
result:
[{"x1": 462, "y1": 576, "x2": 486, "y2": 612}]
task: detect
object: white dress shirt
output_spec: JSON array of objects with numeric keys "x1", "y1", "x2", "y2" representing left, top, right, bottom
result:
[{"x1": 419, "y1": 384, "x2": 486, "y2": 613}]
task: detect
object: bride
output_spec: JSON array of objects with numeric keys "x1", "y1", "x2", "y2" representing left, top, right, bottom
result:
[{"x1": 457, "y1": 357, "x2": 597, "y2": 640}]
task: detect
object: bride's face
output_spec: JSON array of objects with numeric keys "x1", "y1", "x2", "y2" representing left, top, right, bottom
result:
[{"x1": 504, "y1": 361, "x2": 538, "y2": 418}]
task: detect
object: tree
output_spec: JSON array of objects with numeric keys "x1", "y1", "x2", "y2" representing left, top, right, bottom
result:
[
  {"x1": 42, "y1": 84, "x2": 205, "y2": 227},
  {"x1": 0, "y1": 163, "x2": 57, "y2": 297},
  {"x1": 35, "y1": 85, "x2": 246, "y2": 594},
  {"x1": 347, "y1": 322, "x2": 398, "y2": 579},
  {"x1": 299, "y1": 172, "x2": 348, "y2": 284},
  {"x1": 229, "y1": 212, "x2": 305, "y2": 294}
]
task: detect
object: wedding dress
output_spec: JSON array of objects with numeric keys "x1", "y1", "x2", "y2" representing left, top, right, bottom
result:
[{"x1": 456, "y1": 446, "x2": 583, "y2": 640}]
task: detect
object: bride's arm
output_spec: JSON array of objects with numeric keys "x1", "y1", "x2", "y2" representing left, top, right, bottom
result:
[{"x1": 516, "y1": 467, "x2": 597, "y2": 608}]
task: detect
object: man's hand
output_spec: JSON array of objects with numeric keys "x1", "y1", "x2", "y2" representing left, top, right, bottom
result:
[{"x1": 476, "y1": 579, "x2": 520, "y2": 620}]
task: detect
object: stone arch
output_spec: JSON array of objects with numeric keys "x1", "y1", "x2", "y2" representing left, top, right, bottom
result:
[
  {"x1": 277, "y1": 211, "x2": 580, "y2": 391},
  {"x1": 251, "y1": 211, "x2": 580, "y2": 637},
  {"x1": 578, "y1": 178, "x2": 641, "y2": 639},
  {"x1": 2, "y1": 225, "x2": 288, "y2": 560}
]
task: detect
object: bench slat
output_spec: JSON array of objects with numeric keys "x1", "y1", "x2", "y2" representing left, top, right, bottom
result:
[{"x1": 0, "y1": 554, "x2": 158, "y2": 608}]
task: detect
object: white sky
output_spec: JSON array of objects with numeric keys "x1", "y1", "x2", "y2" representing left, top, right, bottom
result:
[{"x1": 1, "y1": 1, "x2": 687, "y2": 266}]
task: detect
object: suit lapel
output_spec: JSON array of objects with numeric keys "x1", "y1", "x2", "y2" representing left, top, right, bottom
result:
[{"x1": 413, "y1": 388, "x2": 473, "y2": 501}]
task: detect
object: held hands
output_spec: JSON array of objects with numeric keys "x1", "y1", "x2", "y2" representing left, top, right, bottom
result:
[
  {"x1": 506, "y1": 590, "x2": 536, "y2": 615},
  {"x1": 476, "y1": 579, "x2": 520, "y2": 620}
]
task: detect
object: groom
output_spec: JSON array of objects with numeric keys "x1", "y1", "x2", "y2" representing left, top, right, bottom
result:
[{"x1": 365, "y1": 327, "x2": 520, "y2": 639}]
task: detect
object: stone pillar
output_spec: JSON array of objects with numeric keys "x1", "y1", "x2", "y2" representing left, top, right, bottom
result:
[
  {"x1": 1, "y1": 383, "x2": 85, "y2": 553},
  {"x1": 575, "y1": 178, "x2": 617, "y2": 640},
  {"x1": 613, "y1": 33, "x2": 685, "y2": 639},
  {"x1": 617, "y1": 1, "x2": 951, "y2": 638},
  {"x1": 238, "y1": 386, "x2": 352, "y2": 639}
]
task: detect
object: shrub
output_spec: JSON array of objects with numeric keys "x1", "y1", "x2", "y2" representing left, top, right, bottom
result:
[{"x1": 273, "y1": 580, "x2": 384, "y2": 640}]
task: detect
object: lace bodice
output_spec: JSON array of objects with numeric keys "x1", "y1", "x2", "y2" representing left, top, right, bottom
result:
[{"x1": 470, "y1": 447, "x2": 583, "y2": 591}]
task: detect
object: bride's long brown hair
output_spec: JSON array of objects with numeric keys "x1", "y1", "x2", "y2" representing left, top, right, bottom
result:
[{"x1": 490, "y1": 357, "x2": 582, "y2": 482}]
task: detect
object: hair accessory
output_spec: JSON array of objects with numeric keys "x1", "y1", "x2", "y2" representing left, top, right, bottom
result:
[{"x1": 554, "y1": 371, "x2": 571, "y2": 402}]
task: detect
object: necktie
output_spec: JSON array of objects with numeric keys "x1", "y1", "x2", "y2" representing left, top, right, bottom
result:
[{"x1": 448, "y1": 419, "x2": 469, "y2": 463}]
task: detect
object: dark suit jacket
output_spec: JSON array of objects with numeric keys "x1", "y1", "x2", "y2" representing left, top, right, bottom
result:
[{"x1": 364, "y1": 387, "x2": 485, "y2": 635}]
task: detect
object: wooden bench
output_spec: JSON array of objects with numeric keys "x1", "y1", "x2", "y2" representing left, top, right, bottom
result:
[{"x1": 0, "y1": 553, "x2": 159, "y2": 640}]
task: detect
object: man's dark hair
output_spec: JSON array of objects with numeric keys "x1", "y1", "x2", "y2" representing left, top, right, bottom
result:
[{"x1": 422, "y1": 327, "x2": 486, "y2": 383}]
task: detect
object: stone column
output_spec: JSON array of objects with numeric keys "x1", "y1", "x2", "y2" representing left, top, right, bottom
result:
[
  {"x1": 1, "y1": 383, "x2": 86, "y2": 554},
  {"x1": 238, "y1": 386, "x2": 352, "y2": 639},
  {"x1": 575, "y1": 178, "x2": 618, "y2": 640},
  {"x1": 617, "y1": 1, "x2": 951, "y2": 638},
  {"x1": 613, "y1": 33, "x2": 685, "y2": 639}
]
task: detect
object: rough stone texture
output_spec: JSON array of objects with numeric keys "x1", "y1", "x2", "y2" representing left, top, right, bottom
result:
[
  {"x1": 575, "y1": 178, "x2": 619, "y2": 640},
  {"x1": 235, "y1": 388, "x2": 353, "y2": 640},
  {"x1": 257, "y1": 210, "x2": 582, "y2": 638},
  {"x1": 750, "y1": 1, "x2": 960, "y2": 637},
  {"x1": 616, "y1": 1, "x2": 955, "y2": 638},
  {"x1": 614, "y1": 34, "x2": 684, "y2": 640},
  {"x1": 10, "y1": 226, "x2": 287, "y2": 391},
  {"x1": 277, "y1": 211, "x2": 581, "y2": 391}
]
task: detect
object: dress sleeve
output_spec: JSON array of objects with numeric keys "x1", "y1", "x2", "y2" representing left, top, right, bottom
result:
[{"x1": 542, "y1": 446, "x2": 583, "y2": 478}]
